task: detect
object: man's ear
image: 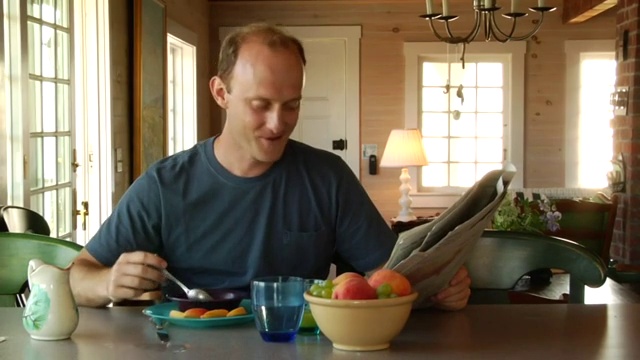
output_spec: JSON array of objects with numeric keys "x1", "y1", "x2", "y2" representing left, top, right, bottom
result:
[{"x1": 210, "y1": 76, "x2": 229, "y2": 109}]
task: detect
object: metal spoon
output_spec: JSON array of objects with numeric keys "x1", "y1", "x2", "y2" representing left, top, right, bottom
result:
[{"x1": 161, "y1": 269, "x2": 214, "y2": 301}]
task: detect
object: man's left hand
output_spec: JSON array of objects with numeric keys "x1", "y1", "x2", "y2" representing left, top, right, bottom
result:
[{"x1": 430, "y1": 265, "x2": 471, "y2": 311}]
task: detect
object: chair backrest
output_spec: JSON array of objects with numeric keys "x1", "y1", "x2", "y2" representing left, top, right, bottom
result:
[
  {"x1": 0, "y1": 232, "x2": 83, "y2": 299},
  {"x1": 466, "y1": 230, "x2": 607, "y2": 304},
  {"x1": 545, "y1": 196, "x2": 618, "y2": 264},
  {"x1": 1, "y1": 205, "x2": 51, "y2": 236}
]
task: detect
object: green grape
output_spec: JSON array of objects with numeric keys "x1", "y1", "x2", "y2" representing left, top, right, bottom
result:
[
  {"x1": 310, "y1": 284, "x2": 323, "y2": 294},
  {"x1": 321, "y1": 288, "x2": 333, "y2": 299},
  {"x1": 377, "y1": 293, "x2": 390, "y2": 299},
  {"x1": 389, "y1": 293, "x2": 398, "y2": 298},
  {"x1": 322, "y1": 279, "x2": 333, "y2": 289},
  {"x1": 311, "y1": 288, "x2": 324, "y2": 297},
  {"x1": 376, "y1": 283, "x2": 393, "y2": 298}
]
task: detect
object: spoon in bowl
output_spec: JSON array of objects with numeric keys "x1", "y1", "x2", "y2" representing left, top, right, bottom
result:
[{"x1": 161, "y1": 269, "x2": 214, "y2": 301}]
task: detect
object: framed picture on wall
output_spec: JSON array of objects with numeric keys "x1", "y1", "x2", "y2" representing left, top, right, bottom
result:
[{"x1": 133, "y1": 0, "x2": 167, "y2": 179}]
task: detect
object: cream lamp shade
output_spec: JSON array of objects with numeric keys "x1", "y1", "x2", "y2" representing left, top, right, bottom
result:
[{"x1": 380, "y1": 129, "x2": 428, "y2": 222}]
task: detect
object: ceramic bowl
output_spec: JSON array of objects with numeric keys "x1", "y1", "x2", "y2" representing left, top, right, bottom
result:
[
  {"x1": 166, "y1": 289, "x2": 249, "y2": 312},
  {"x1": 303, "y1": 292, "x2": 418, "y2": 351}
]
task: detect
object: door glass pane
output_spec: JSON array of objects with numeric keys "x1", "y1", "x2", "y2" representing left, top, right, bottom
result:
[
  {"x1": 31, "y1": 194, "x2": 44, "y2": 215},
  {"x1": 422, "y1": 163, "x2": 448, "y2": 187},
  {"x1": 57, "y1": 83, "x2": 69, "y2": 131},
  {"x1": 43, "y1": 137, "x2": 57, "y2": 186},
  {"x1": 477, "y1": 113, "x2": 503, "y2": 137},
  {"x1": 42, "y1": 25, "x2": 55, "y2": 78},
  {"x1": 477, "y1": 88, "x2": 503, "y2": 112},
  {"x1": 43, "y1": 190, "x2": 57, "y2": 236},
  {"x1": 56, "y1": 30, "x2": 69, "y2": 79},
  {"x1": 56, "y1": 0, "x2": 69, "y2": 27},
  {"x1": 30, "y1": 137, "x2": 44, "y2": 189},
  {"x1": 42, "y1": 0, "x2": 55, "y2": 23},
  {"x1": 424, "y1": 138, "x2": 448, "y2": 162},
  {"x1": 450, "y1": 163, "x2": 476, "y2": 187},
  {"x1": 42, "y1": 81, "x2": 56, "y2": 131},
  {"x1": 451, "y1": 63, "x2": 476, "y2": 87},
  {"x1": 455, "y1": 88, "x2": 476, "y2": 112},
  {"x1": 57, "y1": 136, "x2": 70, "y2": 184},
  {"x1": 29, "y1": 80, "x2": 43, "y2": 132},
  {"x1": 450, "y1": 138, "x2": 476, "y2": 162},
  {"x1": 477, "y1": 163, "x2": 502, "y2": 180},
  {"x1": 28, "y1": 0, "x2": 42, "y2": 18},
  {"x1": 450, "y1": 113, "x2": 476, "y2": 137},
  {"x1": 58, "y1": 187, "x2": 71, "y2": 236},
  {"x1": 477, "y1": 63, "x2": 503, "y2": 87},
  {"x1": 28, "y1": 22, "x2": 42, "y2": 76},
  {"x1": 422, "y1": 62, "x2": 448, "y2": 86},
  {"x1": 421, "y1": 113, "x2": 448, "y2": 137},
  {"x1": 422, "y1": 88, "x2": 448, "y2": 112},
  {"x1": 477, "y1": 138, "x2": 502, "y2": 162}
]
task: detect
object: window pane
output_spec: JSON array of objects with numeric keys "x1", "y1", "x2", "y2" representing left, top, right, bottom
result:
[
  {"x1": 42, "y1": 0, "x2": 55, "y2": 23},
  {"x1": 42, "y1": 25, "x2": 55, "y2": 78},
  {"x1": 422, "y1": 112, "x2": 448, "y2": 137},
  {"x1": 581, "y1": 60, "x2": 615, "y2": 87},
  {"x1": 29, "y1": 80, "x2": 43, "y2": 132},
  {"x1": 28, "y1": 0, "x2": 42, "y2": 18},
  {"x1": 477, "y1": 113, "x2": 503, "y2": 137},
  {"x1": 422, "y1": 87, "x2": 449, "y2": 111},
  {"x1": 57, "y1": 83, "x2": 69, "y2": 131},
  {"x1": 477, "y1": 88, "x2": 503, "y2": 112},
  {"x1": 477, "y1": 163, "x2": 502, "y2": 181},
  {"x1": 477, "y1": 63, "x2": 503, "y2": 87},
  {"x1": 422, "y1": 163, "x2": 448, "y2": 187},
  {"x1": 450, "y1": 163, "x2": 476, "y2": 187},
  {"x1": 450, "y1": 113, "x2": 476, "y2": 137},
  {"x1": 30, "y1": 137, "x2": 44, "y2": 189},
  {"x1": 57, "y1": 136, "x2": 70, "y2": 184},
  {"x1": 450, "y1": 138, "x2": 476, "y2": 162},
  {"x1": 28, "y1": 22, "x2": 42, "y2": 76},
  {"x1": 43, "y1": 190, "x2": 57, "y2": 237},
  {"x1": 56, "y1": 0, "x2": 69, "y2": 27},
  {"x1": 477, "y1": 138, "x2": 503, "y2": 162},
  {"x1": 422, "y1": 62, "x2": 448, "y2": 86},
  {"x1": 31, "y1": 193, "x2": 44, "y2": 215},
  {"x1": 56, "y1": 30, "x2": 69, "y2": 79},
  {"x1": 456, "y1": 88, "x2": 476, "y2": 112},
  {"x1": 43, "y1": 136, "x2": 57, "y2": 186},
  {"x1": 42, "y1": 81, "x2": 56, "y2": 131},
  {"x1": 451, "y1": 63, "x2": 476, "y2": 87},
  {"x1": 424, "y1": 138, "x2": 448, "y2": 162},
  {"x1": 58, "y1": 187, "x2": 71, "y2": 236}
]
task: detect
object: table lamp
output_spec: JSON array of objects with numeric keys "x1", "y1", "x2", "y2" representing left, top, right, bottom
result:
[{"x1": 380, "y1": 128, "x2": 428, "y2": 222}]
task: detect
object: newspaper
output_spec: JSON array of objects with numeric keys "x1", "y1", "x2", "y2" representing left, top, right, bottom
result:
[{"x1": 384, "y1": 169, "x2": 513, "y2": 309}]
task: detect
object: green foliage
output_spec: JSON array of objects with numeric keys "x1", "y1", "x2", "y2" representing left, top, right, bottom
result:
[
  {"x1": 493, "y1": 196, "x2": 561, "y2": 234},
  {"x1": 22, "y1": 284, "x2": 51, "y2": 331}
]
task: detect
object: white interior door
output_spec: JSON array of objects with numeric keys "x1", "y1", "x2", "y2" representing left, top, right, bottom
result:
[{"x1": 219, "y1": 26, "x2": 361, "y2": 178}]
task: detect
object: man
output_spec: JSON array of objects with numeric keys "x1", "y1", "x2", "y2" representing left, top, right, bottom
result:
[{"x1": 70, "y1": 23, "x2": 470, "y2": 310}]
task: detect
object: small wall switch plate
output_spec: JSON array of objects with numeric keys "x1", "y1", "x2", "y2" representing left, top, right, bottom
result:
[{"x1": 362, "y1": 144, "x2": 378, "y2": 159}]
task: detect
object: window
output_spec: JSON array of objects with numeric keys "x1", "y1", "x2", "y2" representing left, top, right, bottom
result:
[
  {"x1": 167, "y1": 23, "x2": 197, "y2": 156},
  {"x1": 404, "y1": 42, "x2": 525, "y2": 208},
  {"x1": 565, "y1": 40, "x2": 615, "y2": 189}
]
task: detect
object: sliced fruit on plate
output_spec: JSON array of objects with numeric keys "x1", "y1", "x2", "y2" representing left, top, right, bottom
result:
[
  {"x1": 169, "y1": 310, "x2": 185, "y2": 318},
  {"x1": 200, "y1": 309, "x2": 229, "y2": 318},
  {"x1": 226, "y1": 307, "x2": 247, "y2": 317},
  {"x1": 183, "y1": 308, "x2": 208, "y2": 318}
]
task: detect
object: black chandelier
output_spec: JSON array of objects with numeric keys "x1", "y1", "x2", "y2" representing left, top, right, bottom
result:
[{"x1": 421, "y1": 0, "x2": 556, "y2": 65}]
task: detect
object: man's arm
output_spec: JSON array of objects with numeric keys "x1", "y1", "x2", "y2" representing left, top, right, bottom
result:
[{"x1": 70, "y1": 249, "x2": 167, "y2": 307}]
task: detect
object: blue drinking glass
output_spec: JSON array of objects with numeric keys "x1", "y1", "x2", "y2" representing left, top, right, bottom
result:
[{"x1": 251, "y1": 276, "x2": 305, "y2": 343}]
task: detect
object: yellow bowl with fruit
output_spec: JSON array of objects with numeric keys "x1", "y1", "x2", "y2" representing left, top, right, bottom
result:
[{"x1": 304, "y1": 269, "x2": 417, "y2": 351}]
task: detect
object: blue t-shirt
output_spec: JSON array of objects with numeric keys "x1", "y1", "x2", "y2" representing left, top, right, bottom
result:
[{"x1": 86, "y1": 137, "x2": 396, "y2": 289}]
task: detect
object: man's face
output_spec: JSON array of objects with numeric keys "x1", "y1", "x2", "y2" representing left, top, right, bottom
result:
[{"x1": 221, "y1": 40, "x2": 304, "y2": 164}]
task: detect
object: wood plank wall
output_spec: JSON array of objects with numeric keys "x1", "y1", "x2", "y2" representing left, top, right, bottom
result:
[{"x1": 208, "y1": 0, "x2": 616, "y2": 221}]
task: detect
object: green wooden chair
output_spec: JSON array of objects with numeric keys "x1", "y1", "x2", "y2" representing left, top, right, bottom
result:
[
  {"x1": 0, "y1": 232, "x2": 83, "y2": 307},
  {"x1": 466, "y1": 230, "x2": 607, "y2": 304}
]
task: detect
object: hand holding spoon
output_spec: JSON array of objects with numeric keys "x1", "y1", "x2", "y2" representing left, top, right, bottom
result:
[{"x1": 162, "y1": 269, "x2": 214, "y2": 301}]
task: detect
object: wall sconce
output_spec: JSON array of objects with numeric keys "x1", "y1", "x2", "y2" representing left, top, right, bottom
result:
[{"x1": 610, "y1": 87, "x2": 629, "y2": 116}]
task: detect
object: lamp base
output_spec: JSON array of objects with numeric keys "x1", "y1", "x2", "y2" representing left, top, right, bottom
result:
[
  {"x1": 392, "y1": 214, "x2": 418, "y2": 223},
  {"x1": 394, "y1": 168, "x2": 417, "y2": 223}
]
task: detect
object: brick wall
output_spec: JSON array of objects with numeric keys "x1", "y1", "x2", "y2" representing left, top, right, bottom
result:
[{"x1": 611, "y1": 0, "x2": 640, "y2": 264}]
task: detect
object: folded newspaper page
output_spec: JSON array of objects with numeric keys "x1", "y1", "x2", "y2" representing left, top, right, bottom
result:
[{"x1": 384, "y1": 169, "x2": 513, "y2": 309}]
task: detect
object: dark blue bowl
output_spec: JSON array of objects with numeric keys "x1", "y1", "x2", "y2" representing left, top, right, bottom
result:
[{"x1": 166, "y1": 288, "x2": 249, "y2": 312}]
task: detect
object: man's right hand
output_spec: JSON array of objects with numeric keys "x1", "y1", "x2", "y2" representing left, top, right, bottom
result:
[
  {"x1": 106, "y1": 251, "x2": 167, "y2": 303},
  {"x1": 70, "y1": 249, "x2": 167, "y2": 307}
]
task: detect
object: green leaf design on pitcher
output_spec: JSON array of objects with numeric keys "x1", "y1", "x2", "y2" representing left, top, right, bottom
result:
[{"x1": 23, "y1": 284, "x2": 51, "y2": 331}]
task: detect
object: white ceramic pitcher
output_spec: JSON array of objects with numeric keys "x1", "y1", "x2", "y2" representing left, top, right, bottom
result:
[{"x1": 23, "y1": 259, "x2": 79, "y2": 340}]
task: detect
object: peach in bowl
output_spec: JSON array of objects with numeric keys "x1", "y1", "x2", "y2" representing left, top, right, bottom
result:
[{"x1": 304, "y1": 291, "x2": 418, "y2": 351}]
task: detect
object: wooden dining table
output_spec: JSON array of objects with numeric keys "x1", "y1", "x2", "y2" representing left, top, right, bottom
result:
[{"x1": 1, "y1": 303, "x2": 639, "y2": 359}]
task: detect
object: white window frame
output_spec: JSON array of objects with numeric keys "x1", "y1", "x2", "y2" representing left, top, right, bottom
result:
[
  {"x1": 404, "y1": 42, "x2": 525, "y2": 208},
  {"x1": 564, "y1": 40, "x2": 615, "y2": 189},
  {"x1": 167, "y1": 20, "x2": 197, "y2": 155}
]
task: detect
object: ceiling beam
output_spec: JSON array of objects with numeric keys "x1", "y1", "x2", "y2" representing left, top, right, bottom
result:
[{"x1": 562, "y1": 0, "x2": 618, "y2": 24}]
